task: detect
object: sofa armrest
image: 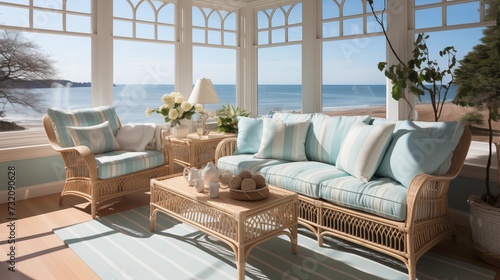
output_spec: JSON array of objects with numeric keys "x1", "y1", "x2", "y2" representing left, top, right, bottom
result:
[
  {"x1": 405, "y1": 126, "x2": 471, "y2": 226},
  {"x1": 214, "y1": 137, "x2": 237, "y2": 165}
]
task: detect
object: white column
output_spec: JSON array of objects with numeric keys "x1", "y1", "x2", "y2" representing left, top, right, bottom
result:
[
  {"x1": 239, "y1": 6, "x2": 258, "y2": 117},
  {"x1": 385, "y1": 0, "x2": 413, "y2": 120},
  {"x1": 176, "y1": 0, "x2": 194, "y2": 97},
  {"x1": 302, "y1": 0, "x2": 322, "y2": 113},
  {"x1": 92, "y1": 0, "x2": 113, "y2": 106}
]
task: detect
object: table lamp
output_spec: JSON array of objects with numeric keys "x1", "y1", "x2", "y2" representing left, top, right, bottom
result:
[{"x1": 188, "y1": 78, "x2": 220, "y2": 136}]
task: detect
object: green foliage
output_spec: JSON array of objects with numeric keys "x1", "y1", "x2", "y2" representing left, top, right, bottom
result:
[
  {"x1": 452, "y1": 0, "x2": 500, "y2": 205},
  {"x1": 368, "y1": 2, "x2": 457, "y2": 121},
  {"x1": 216, "y1": 104, "x2": 250, "y2": 133},
  {"x1": 461, "y1": 112, "x2": 484, "y2": 127}
]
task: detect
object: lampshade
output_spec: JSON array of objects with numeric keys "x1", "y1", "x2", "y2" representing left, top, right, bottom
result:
[{"x1": 188, "y1": 78, "x2": 220, "y2": 104}]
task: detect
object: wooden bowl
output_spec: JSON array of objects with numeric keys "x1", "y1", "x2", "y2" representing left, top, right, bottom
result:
[{"x1": 229, "y1": 185, "x2": 269, "y2": 201}]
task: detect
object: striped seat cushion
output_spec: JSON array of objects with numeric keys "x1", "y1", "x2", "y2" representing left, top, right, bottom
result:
[
  {"x1": 259, "y1": 161, "x2": 350, "y2": 198},
  {"x1": 95, "y1": 150, "x2": 164, "y2": 179},
  {"x1": 320, "y1": 176, "x2": 407, "y2": 221},
  {"x1": 216, "y1": 154, "x2": 286, "y2": 175},
  {"x1": 47, "y1": 106, "x2": 120, "y2": 148}
]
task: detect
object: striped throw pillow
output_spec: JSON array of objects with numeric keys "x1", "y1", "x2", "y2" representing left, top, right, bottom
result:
[
  {"x1": 336, "y1": 121, "x2": 395, "y2": 182},
  {"x1": 67, "y1": 121, "x2": 121, "y2": 154},
  {"x1": 254, "y1": 118, "x2": 311, "y2": 161}
]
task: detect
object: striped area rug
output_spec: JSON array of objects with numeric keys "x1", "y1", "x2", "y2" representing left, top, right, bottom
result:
[{"x1": 54, "y1": 206, "x2": 495, "y2": 280}]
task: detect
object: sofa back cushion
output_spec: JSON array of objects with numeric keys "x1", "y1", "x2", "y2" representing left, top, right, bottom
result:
[
  {"x1": 375, "y1": 120, "x2": 464, "y2": 187},
  {"x1": 336, "y1": 122, "x2": 395, "y2": 182},
  {"x1": 47, "y1": 106, "x2": 120, "y2": 148},
  {"x1": 305, "y1": 114, "x2": 371, "y2": 164},
  {"x1": 234, "y1": 116, "x2": 264, "y2": 154},
  {"x1": 254, "y1": 118, "x2": 311, "y2": 161}
]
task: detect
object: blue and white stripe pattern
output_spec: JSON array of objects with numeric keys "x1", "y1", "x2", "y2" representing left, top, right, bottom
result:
[
  {"x1": 305, "y1": 113, "x2": 371, "y2": 164},
  {"x1": 336, "y1": 122, "x2": 395, "y2": 182},
  {"x1": 67, "y1": 121, "x2": 121, "y2": 154},
  {"x1": 254, "y1": 118, "x2": 311, "y2": 161},
  {"x1": 95, "y1": 150, "x2": 164, "y2": 179},
  {"x1": 47, "y1": 106, "x2": 120, "y2": 148},
  {"x1": 53, "y1": 206, "x2": 497, "y2": 280},
  {"x1": 320, "y1": 176, "x2": 408, "y2": 221}
]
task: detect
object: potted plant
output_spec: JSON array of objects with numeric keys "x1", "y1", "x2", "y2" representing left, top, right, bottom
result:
[
  {"x1": 452, "y1": 0, "x2": 500, "y2": 266},
  {"x1": 367, "y1": 0, "x2": 457, "y2": 121},
  {"x1": 216, "y1": 104, "x2": 250, "y2": 133}
]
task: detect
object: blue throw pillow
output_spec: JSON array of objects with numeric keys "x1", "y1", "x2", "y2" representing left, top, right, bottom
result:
[
  {"x1": 336, "y1": 121, "x2": 395, "y2": 182},
  {"x1": 375, "y1": 120, "x2": 462, "y2": 187},
  {"x1": 67, "y1": 121, "x2": 121, "y2": 154},
  {"x1": 234, "y1": 117, "x2": 264, "y2": 154},
  {"x1": 254, "y1": 118, "x2": 311, "y2": 161}
]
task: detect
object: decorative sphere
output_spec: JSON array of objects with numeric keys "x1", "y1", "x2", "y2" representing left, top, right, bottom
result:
[
  {"x1": 238, "y1": 170, "x2": 252, "y2": 179},
  {"x1": 241, "y1": 178, "x2": 256, "y2": 191},
  {"x1": 229, "y1": 176, "x2": 242, "y2": 189},
  {"x1": 251, "y1": 174, "x2": 266, "y2": 188}
]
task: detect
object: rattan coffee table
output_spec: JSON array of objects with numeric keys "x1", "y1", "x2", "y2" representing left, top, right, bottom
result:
[{"x1": 150, "y1": 174, "x2": 298, "y2": 280}]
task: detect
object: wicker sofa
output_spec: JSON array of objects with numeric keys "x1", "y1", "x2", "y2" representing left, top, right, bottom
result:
[
  {"x1": 214, "y1": 112, "x2": 471, "y2": 279},
  {"x1": 43, "y1": 106, "x2": 173, "y2": 218}
]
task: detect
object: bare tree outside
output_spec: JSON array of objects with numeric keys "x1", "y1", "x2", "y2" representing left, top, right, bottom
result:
[{"x1": 0, "y1": 31, "x2": 56, "y2": 131}]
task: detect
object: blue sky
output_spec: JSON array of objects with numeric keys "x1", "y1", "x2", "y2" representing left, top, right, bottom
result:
[{"x1": 11, "y1": 0, "x2": 488, "y2": 86}]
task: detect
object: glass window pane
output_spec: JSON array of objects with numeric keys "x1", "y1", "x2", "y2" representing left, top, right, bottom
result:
[
  {"x1": 447, "y1": 3, "x2": 480, "y2": 25},
  {"x1": 415, "y1": 0, "x2": 441, "y2": 6},
  {"x1": 192, "y1": 6, "x2": 205, "y2": 27},
  {"x1": 224, "y1": 13, "x2": 237, "y2": 31},
  {"x1": 288, "y1": 3, "x2": 302, "y2": 25},
  {"x1": 33, "y1": 0, "x2": 62, "y2": 10},
  {"x1": 208, "y1": 30, "x2": 221, "y2": 45},
  {"x1": 322, "y1": 0, "x2": 339, "y2": 19},
  {"x1": 288, "y1": 26, "x2": 302, "y2": 42},
  {"x1": 322, "y1": 37, "x2": 386, "y2": 116},
  {"x1": 114, "y1": 19, "x2": 133, "y2": 37},
  {"x1": 193, "y1": 28, "x2": 205, "y2": 44},
  {"x1": 136, "y1": 2, "x2": 155, "y2": 22},
  {"x1": 113, "y1": 40, "x2": 175, "y2": 124},
  {"x1": 33, "y1": 10, "x2": 63, "y2": 31},
  {"x1": 271, "y1": 9, "x2": 285, "y2": 27},
  {"x1": 207, "y1": 12, "x2": 222, "y2": 29},
  {"x1": 66, "y1": 0, "x2": 91, "y2": 13},
  {"x1": 343, "y1": 18, "x2": 363, "y2": 36},
  {"x1": 136, "y1": 23, "x2": 155, "y2": 39},
  {"x1": 0, "y1": 5, "x2": 29, "y2": 28},
  {"x1": 158, "y1": 4, "x2": 174, "y2": 24},
  {"x1": 158, "y1": 25, "x2": 174, "y2": 41},
  {"x1": 1, "y1": 0, "x2": 29, "y2": 4},
  {"x1": 343, "y1": 0, "x2": 363, "y2": 16},
  {"x1": 258, "y1": 30, "x2": 269, "y2": 45},
  {"x1": 224, "y1": 32, "x2": 237, "y2": 46},
  {"x1": 415, "y1": 7, "x2": 442, "y2": 29},
  {"x1": 1, "y1": 32, "x2": 91, "y2": 130},
  {"x1": 66, "y1": 14, "x2": 91, "y2": 34},
  {"x1": 271, "y1": 28, "x2": 285, "y2": 44},
  {"x1": 367, "y1": 14, "x2": 385, "y2": 33},
  {"x1": 323, "y1": 21, "x2": 340, "y2": 38},
  {"x1": 258, "y1": 11, "x2": 270, "y2": 29},
  {"x1": 193, "y1": 46, "x2": 237, "y2": 112},
  {"x1": 258, "y1": 45, "x2": 302, "y2": 115},
  {"x1": 114, "y1": 0, "x2": 133, "y2": 18}
]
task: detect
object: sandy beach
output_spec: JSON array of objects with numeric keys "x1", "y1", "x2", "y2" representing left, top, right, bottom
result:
[{"x1": 326, "y1": 102, "x2": 500, "y2": 143}]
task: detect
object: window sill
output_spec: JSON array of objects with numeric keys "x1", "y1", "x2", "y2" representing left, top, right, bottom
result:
[{"x1": 460, "y1": 141, "x2": 498, "y2": 182}]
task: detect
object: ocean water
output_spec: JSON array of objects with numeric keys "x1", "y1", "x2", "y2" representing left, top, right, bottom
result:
[{"x1": 2, "y1": 84, "x2": 456, "y2": 125}]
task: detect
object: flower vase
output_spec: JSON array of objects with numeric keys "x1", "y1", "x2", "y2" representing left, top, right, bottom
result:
[{"x1": 171, "y1": 122, "x2": 189, "y2": 138}]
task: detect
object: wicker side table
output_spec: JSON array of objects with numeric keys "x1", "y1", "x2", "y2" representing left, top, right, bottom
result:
[{"x1": 165, "y1": 132, "x2": 235, "y2": 169}]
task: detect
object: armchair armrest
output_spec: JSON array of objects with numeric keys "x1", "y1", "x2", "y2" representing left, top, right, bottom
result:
[
  {"x1": 214, "y1": 137, "x2": 237, "y2": 165},
  {"x1": 161, "y1": 130, "x2": 175, "y2": 174}
]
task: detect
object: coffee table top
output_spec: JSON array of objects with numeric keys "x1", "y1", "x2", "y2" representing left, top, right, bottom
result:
[{"x1": 151, "y1": 175, "x2": 298, "y2": 216}]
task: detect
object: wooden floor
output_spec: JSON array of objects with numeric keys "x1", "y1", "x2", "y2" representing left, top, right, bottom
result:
[{"x1": 1, "y1": 192, "x2": 499, "y2": 280}]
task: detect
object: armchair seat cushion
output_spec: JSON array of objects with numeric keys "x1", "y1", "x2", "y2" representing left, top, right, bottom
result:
[{"x1": 95, "y1": 150, "x2": 164, "y2": 179}]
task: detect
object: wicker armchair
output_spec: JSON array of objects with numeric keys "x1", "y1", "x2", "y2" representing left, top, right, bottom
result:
[{"x1": 43, "y1": 106, "x2": 173, "y2": 218}]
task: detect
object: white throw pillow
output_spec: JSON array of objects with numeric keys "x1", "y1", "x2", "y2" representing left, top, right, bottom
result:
[
  {"x1": 336, "y1": 121, "x2": 395, "y2": 182},
  {"x1": 67, "y1": 121, "x2": 121, "y2": 154},
  {"x1": 254, "y1": 118, "x2": 310, "y2": 161}
]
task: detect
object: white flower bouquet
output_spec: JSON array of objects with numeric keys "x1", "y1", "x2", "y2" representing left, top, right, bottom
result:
[{"x1": 146, "y1": 92, "x2": 203, "y2": 127}]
